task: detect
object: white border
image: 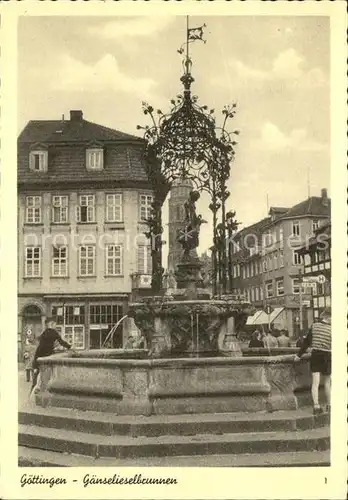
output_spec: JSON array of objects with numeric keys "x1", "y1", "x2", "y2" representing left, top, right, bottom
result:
[{"x1": 1, "y1": 2, "x2": 347, "y2": 499}]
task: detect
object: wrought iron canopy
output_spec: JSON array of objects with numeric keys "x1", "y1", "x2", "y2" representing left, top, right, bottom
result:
[
  {"x1": 137, "y1": 19, "x2": 239, "y2": 200},
  {"x1": 137, "y1": 17, "x2": 240, "y2": 296}
]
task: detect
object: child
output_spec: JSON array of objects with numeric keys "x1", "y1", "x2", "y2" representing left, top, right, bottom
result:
[
  {"x1": 30, "y1": 317, "x2": 72, "y2": 395},
  {"x1": 23, "y1": 330, "x2": 36, "y2": 382},
  {"x1": 294, "y1": 309, "x2": 331, "y2": 414}
]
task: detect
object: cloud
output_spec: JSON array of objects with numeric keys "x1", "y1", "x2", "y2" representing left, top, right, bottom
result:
[
  {"x1": 88, "y1": 16, "x2": 174, "y2": 40},
  {"x1": 223, "y1": 49, "x2": 327, "y2": 88},
  {"x1": 50, "y1": 54, "x2": 157, "y2": 98},
  {"x1": 255, "y1": 122, "x2": 328, "y2": 152}
]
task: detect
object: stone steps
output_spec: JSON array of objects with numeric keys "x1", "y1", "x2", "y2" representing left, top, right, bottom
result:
[
  {"x1": 18, "y1": 422, "x2": 329, "y2": 461},
  {"x1": 18, "y1": 446, "x2": 330, "y2": 468},
  {"x1": 19, "y1": 406, "x2": 330, "y2": 437}
]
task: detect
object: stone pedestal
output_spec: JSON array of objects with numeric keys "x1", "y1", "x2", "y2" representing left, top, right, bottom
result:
[
  {"x1": 219, "y1": 316, "x2": 242, "y2": 356},
  {"x1": 175, "y1": 253, "x2": 203, "y2": 299}
]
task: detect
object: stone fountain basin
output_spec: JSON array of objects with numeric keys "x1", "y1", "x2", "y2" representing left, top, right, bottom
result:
[
  {"x1": 36, "y1": 351, "x2": 315, "y2": 416},
  {"x1": 127, "y1": 298, "x2": 253, "y2": 356}
]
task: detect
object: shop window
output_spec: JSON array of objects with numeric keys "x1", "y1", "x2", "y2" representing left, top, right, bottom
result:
[{"x1": 89, "y1": 304, "x2": 123, "y2": 349}]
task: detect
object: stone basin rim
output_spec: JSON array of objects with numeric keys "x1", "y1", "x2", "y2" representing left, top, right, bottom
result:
[
  {"x1": 129, "y1": 300, "x2": 250, "y2": 306},
  {"x1": 38, "y1": 352, "x2": 309, "y2": 367}
]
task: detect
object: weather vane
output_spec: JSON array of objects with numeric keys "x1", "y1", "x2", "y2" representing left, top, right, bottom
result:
[{"x1": 177, "y1": 17, "x2": 207, "y2": 94}]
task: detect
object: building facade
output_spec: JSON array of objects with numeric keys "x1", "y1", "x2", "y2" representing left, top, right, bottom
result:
[
  {"x1": 230, "y1": 217, "x2": 271, "y2": 308},
  {"x1": 18, "y1": 110, "x2": 154, "y2": 353},
  {"x1": 297, "y1": 219, "x2": 331, "y2": 320},
  {"x1": 230, "y1": 189, "x2": 330, "y2": 337}
]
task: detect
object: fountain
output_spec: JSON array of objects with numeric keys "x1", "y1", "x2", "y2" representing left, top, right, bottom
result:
[
  {"x1": 34, "y1": 19, "x2": 316, "y2": 417},
  {"x1": 128, "y1": 189, "x2": 253, "y2": 359}
]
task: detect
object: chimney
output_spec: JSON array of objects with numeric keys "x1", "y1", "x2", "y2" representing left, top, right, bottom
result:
[
  {"x1": 70, "y1": 110, "x2": 83, "y2": 122},
  {"x1": 321, "y1": 188, "x2": 328, "y2": 206}
]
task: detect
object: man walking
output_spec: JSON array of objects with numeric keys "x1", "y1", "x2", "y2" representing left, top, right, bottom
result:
[
  {"x1": 30, "y1": 317, "x2": 72, "y2": 395},
  {"x1": 294, "y1": 309, "x2": 331, "y2": 415}
]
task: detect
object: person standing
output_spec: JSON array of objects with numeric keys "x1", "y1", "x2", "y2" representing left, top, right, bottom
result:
[
  {"x1": 248, "y1": 330, "x2": 264, "y2": 348},
  {"x1": 263, "y1": 331, "x2": 278, "y2": 349},
  {"x1": 30, "y1": 317, "x2": 72, "y2": 395},
  {"x1": 23, "y1": 330, "x2": 37, "y2": 382},
  {"x1": 277, "y1": 329, "x2": 291, "y2": 348},
  {"x1": 294, "y1": 309, "x2": 331, "y2": 415}
]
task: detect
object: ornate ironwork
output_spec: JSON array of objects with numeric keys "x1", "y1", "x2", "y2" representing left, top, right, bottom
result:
[{"x1": 137, "y1": 17, "x2": 239, "y2": 294}]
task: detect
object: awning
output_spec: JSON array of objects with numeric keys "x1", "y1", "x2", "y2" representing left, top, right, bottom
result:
[
  {"x1": 246, "y1": 307, "x2": 284, "y2": 326},
  {"x1": 246, "y1": 310, "x2": 263, "y2": 325}
]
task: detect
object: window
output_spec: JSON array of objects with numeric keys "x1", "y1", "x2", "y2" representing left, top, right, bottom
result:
[
  {"x1": 140, "y1": 194, "x2": 153, "y2": 221},
  {"x1": 26, "y1": 196, "x2": 42, "y2": 224},
  {"x1": 106, "y1": 245, "x2": 123, "y2": 276},
  {"x1": 292, "y1": 278, "x2": 300, "y2": 294},
  {"x1": 263, "y1": 258, "x2": 268, "y2": 273},
  {"x1": 79, "y1": 246, "x2": 95, "y2": 276},
  {"x1": 246, "y1": 264, "x2": 250, "y2": 278},
  {"x1": 175, "y1": 206, "x2": 182, "y2": 221},
  {"x1": 250, "y1": 246, "x2": 258, "y2": 257},
  {"x1": 25, "y1": 247, "x2": 41, "y2": 277},
  {"x1": 52, "y1": 305, "x2": 85, "y2": 349},
  {"x1": 86, "y1": 148, "x2": 103, "y2": 171},
  {"x1": 279, "y1": 249, "x2": 284, "y2": 268},
  {"x1": 260, "y1": 286, "x2": 264, "y2": 300},
  {"x1": 293, "y1": 251, "x2": 303, "y2": 266},
  {"x1": 279, "y1": 226, "x2": 284, "y2": 242},
  {"x1": 76, "y1": 195, "x2": 95, "y2": 223},
  {"x1": 304, "y1": 254, "x2": 311, "y2": 266},
  {"x1": 268, "y1": 256, "x2": 273, "y2": 271},
  {"x1": 52, "y1": 195, "x2": 68, "y2": 224},
  {"x1": 317, "y1": 250, "x2": 325, "y2": 262},
  {"x1": 273, "y1": 252, "x2": 278, "y2": 270},
  {"x1": 255, "y1": 287, "x2": 259, "y2": 301},
  {"x1": 251, "y1": 287, "x2": 255, "y2": 302},
  {"x1": 63, "y1": 305, "x2": 85, "y2": 325},
  {"x1": 236, "y1": 264, "x2": 240, "y2": 277},
  {"x1": 106, "y1": 194, "x2": 122, "y2": 222},
  {"x1": 266, "y1": 281, "x2": 274, "y2": 298},
  {"x1": 292, "y1": 221, "x2": 300, "y2": 237},
  {"x1": 63, "y1": 326, "x2": 85, "y2": 349},
  {"x1": 263, "y1": 231, "x2": 273, "y2": 248},
  {"x1": 276, "y1": 278, "x2": 284, "y2": 296},
  {"x1": 29, "y1": 151, "x2": 47, "y2": 172},
  {"x1": 52, "y1": 246, "x2": 68, "y2": 277},
  {"x1": 312, "y1": 220, "x2": 319, "y2": 233},
  {"x1": 137, "y1": 245, "x2": 152, "y2": 274},
  {"x1": 89, "y1": 304, "x2": 124, "y2": 349},
  {"x1": 242, "y1": 266, "x2": 246, "y2": 279}
]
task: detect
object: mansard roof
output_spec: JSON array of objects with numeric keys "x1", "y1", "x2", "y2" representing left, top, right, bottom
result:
[{"x1": 18, "y1": 111, "x2": 151, "y2": 187}]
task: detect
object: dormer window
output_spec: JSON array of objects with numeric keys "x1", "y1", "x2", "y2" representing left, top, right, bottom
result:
[
  {"x1": 29, "y1": 151, "x2": 48, "y2": 172},
  {"x1": 86, "y1": 148, "x2": 104, "y2": 171}
]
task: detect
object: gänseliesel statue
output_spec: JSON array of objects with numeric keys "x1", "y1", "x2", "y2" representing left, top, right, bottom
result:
[{"x1": 177, "y1": 190, "x2": 207, "y2": 255}]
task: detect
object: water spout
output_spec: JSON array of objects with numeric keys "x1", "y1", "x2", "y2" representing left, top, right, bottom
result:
[{"x1": 102, "y1": 315, "x2": 128, "y2": 349}]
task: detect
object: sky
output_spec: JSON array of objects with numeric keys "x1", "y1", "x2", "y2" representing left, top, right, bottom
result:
[{"x1": 18, "y1": 15, "x2": 330, "y2": 258}]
